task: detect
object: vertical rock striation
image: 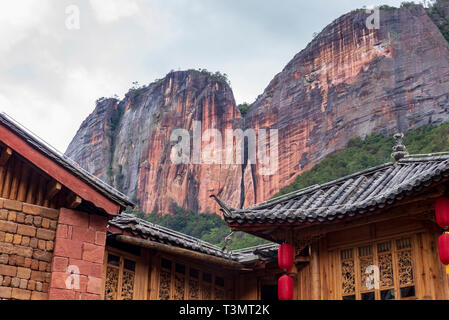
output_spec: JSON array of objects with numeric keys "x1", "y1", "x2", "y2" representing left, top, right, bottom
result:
[
  {"x1": 66, "y1": 97, "x2": 118, "y2": 180},
  {"x1": 67, "y1": 71, "x2": 242, "y2": 213},
  {"x1": 241, "y1": 5, "x2": 449, "y2": 207}
]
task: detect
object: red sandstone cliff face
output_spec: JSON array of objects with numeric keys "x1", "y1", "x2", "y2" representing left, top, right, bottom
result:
[
  {"x1": 67, "y1": 5, "x2": 449, "y2": 214},
  {"x1": 240, "y1": 5, "x2": 449, "y2": 207},
  {"x1": 67, "y1": 71, "x2": 243, "y2": 213}
]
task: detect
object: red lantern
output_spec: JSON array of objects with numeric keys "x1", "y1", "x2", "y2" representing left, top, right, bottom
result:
[
  {"x1": 435, "y1": 197, "x2": 449, "y2": 228},
  {"x1": 439, "y1": 233, "x2": 449, "y2": 265},
  {"x1": 278, "y1": 243, "x2": 294, "y2": 271},
  {"x1": 278, "y1": 274, "x2": 293, "y2": 300}
]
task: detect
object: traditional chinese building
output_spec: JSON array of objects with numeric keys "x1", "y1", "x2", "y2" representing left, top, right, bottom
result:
[
  {"x1": 213, "y1": 134, "x2": 449, "y2": 300},
  {"x1": 105, "y1": 214, "x2": 279, "y2": 300},
  {"x1": 0, "y1": 113, "x2": 133, "y2": 300},
  {"x1": 3, "y1": 110, "x2": 449, "y2": 300},
  {"x1": 0, "y1": 113, "x2": 279, "y2": 300}
]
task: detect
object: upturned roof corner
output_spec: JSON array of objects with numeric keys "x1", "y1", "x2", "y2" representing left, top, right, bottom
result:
[{"x1": 210, "y1": 194, "x2": 233, "y2": 218}]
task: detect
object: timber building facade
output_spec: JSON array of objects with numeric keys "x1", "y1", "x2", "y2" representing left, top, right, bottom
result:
[
  {"x1": 1, "y1": 112, "x2": 449, "y2": 300},
  {"x1": 214, "y1": 136, "x2": 449, "y2": 300}
]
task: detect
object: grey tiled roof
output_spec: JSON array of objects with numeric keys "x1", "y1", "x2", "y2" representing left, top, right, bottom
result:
[
  {"x1": 108, "y1": 213, "x2": 278, "y2": 262},
  {"x1": 0, "y1": 113, "x2": 134, "y2": 209},
  {"x1": 213, "y1": 154, "x2": 449, "y2": 225}
]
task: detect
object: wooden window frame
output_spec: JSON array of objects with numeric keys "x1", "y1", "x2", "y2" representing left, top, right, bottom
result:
[
  {"x1": 155, "y1": 254, "x2": 228, "y2": 300},
  {"x1": 336, "y1": 234, "x2": 417, "y2": 300},
  {"x1": 102, "y1": 248, "x2": 139, "y2": 300}
]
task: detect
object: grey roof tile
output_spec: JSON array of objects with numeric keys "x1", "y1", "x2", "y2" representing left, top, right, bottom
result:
[
  {"x1": 213, "y1": 155, "x2": 449, "y2": 225},
  {"x1": 108, "y1": 213, "x2": 278, "y2": 262}
]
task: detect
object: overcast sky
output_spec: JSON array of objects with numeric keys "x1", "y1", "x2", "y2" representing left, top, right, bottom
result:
[{"x1": 0, "y1": 0, "x2": 406, "y2": 152}]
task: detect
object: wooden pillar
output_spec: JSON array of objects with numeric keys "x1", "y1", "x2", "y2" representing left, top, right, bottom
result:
[
  {"x1": 291, "y1": 263, "x2": 299, "y2": 300},
  {"x1": 148, "y1": 251, "x2": 160, "y2": 300},
  {"x1": 310, "y1": 241, "x2": 321, "y2": 300},
  {"x1": 287, "y1": 229, "x2": 298, "y2": 300}
]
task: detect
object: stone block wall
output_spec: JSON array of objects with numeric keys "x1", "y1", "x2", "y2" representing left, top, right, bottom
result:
[
  {"x1": 49, "y1": 208, "x2": 108, "y2": 300},
  {"x1": 0, "y1": 198, "x2": 58, "y2": 300}
]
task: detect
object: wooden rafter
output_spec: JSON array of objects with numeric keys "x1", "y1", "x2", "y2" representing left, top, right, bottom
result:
[
  {"x1": 46, "y1": 180, "x2": 62, "y2": 200},
  {"x1": 25, "y1": 171, "x2": 38, "y2": 204},
  {"x1": 9, "y1": 160, "x2": 21, "y2": 199},
  {"x1": 16, "y1": 164, "x2": 30, "y2": 202},
  {"x1": 0, "y1": 147, "x2": 12, "y2": 166}
]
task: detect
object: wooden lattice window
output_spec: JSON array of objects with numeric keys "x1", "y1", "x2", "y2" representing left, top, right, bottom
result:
[
  {"x1": 339, "y1": 237, "x2": 415, "y2": 300},
  {"x1": 188, "y1": 268, "x2": 200, "y2": 299},
  {"x1": 341, "y1": 248, "x2": 355, "y2": 299},
  {"x1": 104, "y1": 252, "x2": 136, "y2": 300},
  {"x1": 174, "y1": 263, "x2": 186, "y2": 300},
  {"x1": 158, "y1": 258, "x2": 172, "y2": 300},
  {"x1": 157, "y1": 257, "x2": 227, "y2": 300},
  {"x1": 214, "y1": 276, "x2": 225, "y2": 300}
]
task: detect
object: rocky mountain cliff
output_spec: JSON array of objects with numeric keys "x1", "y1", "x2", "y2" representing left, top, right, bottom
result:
[
  {"x1": 66, "y1": 71, "x2": 242, "y2": 213},
  {"x1": 240, "y1": 4, "x2": 449, "y2": 207},
  {"x1": 67, "y1": 4, "x2": 449, "y2": 214}
]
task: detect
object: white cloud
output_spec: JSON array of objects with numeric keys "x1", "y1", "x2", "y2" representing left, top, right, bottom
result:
[
  {"x1": 89, "y1": 0, "x2": 140, "y2": 23},
  {"x1": 0, "y1": 1, "x2": 50, "y2": 26},
  {"x1": 0, "y1": 0, "x2": 51, "y2": 53}
]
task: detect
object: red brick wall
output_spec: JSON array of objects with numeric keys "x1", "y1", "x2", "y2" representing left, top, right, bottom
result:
[
  {"x1": 0, "y1": 198, "x2": 58, "y2": 300},
  {"x1": 49, "y1": 208, "x2": 108, "y2": 300}
]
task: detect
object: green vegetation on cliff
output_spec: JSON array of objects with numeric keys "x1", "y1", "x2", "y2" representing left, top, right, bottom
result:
[
  {"x1": 274, "y1": 123, "x2": 449, "y2": 198},
  {"x1": 376, "y1": 0, "x2": 449, "y2": 45},
  {"x1": 400, "y1": 2, "x2": 417, "y2": 8},
  {"x1": 378, "y1": 4, "x2": 397, "y2": 11},
  {"x1": 237, "y1": 103, "x2": 252, "y2": 117},
  {"x1": 427, "y1": 0, "x2": 449, "y2": 43},
  {"x1": 184, "y1": 69, "x2": 231, "y2": 86},
  {"x1": 106, "y1": 100, "x2": 125, "y2": 189}
]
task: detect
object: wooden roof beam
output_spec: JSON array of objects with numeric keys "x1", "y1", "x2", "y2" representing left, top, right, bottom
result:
[
  {"x1": 115, "y1": 234, "x2": 250, "y2": 271},
  {"x1": 68, "y1": 193, "x2": 82, "y2": 209}
]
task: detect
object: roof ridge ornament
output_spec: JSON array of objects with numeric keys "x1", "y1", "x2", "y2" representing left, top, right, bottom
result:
[
  {"x1": 222, "y1": 232, "x2": 234, "y2": 253},
  {"x1": 391, "y1": 132, "x2": 409, "y2": 162}
]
